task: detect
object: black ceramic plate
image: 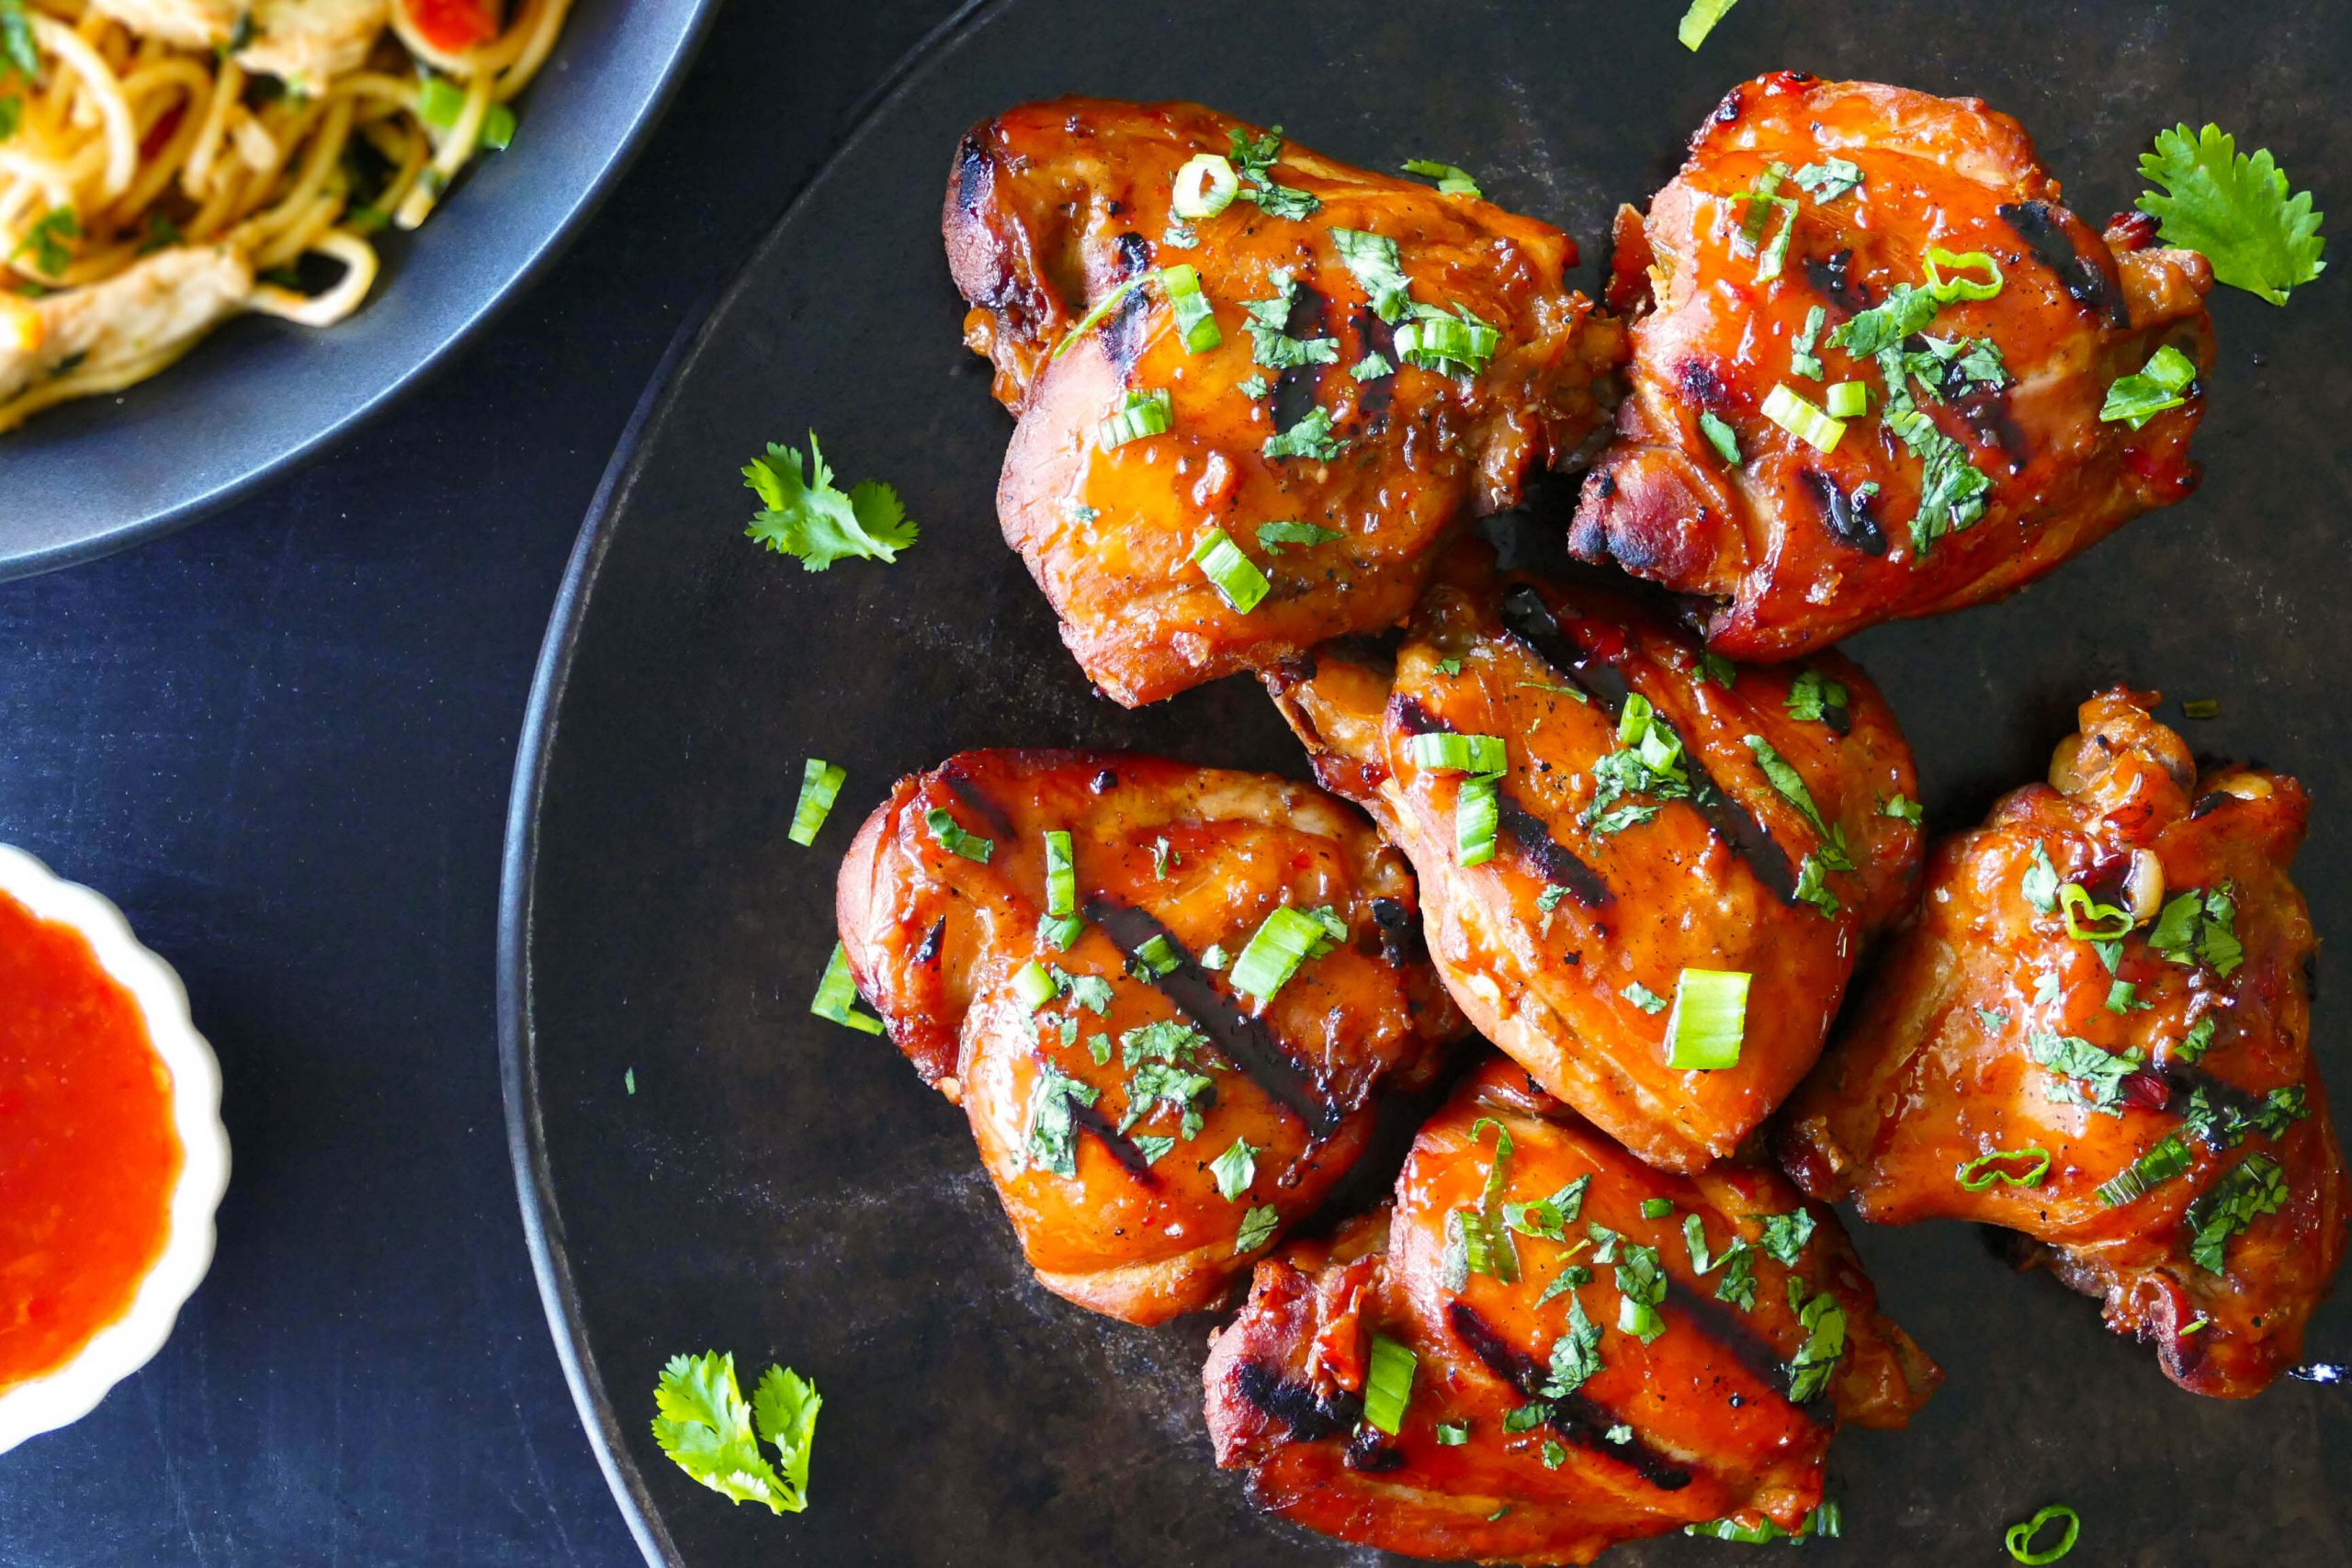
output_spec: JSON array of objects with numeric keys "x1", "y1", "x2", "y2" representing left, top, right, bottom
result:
[
  {"x1": 0, "y1": 0, "x2": 718, "y2": 583},
  {"x1": 501, "y1": 1, "x2": 2352, "y2": 1562}
]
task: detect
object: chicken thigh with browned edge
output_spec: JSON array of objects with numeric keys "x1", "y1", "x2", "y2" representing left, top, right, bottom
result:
[
  {"x1": 1780, "y1": 691, "x2": 2346, "y2": 1397},
  {"x1": 1204, "y1": 1056, "x2": 1939, "y2": 1564},
  {"x1": 1269, "y1": 542, "x2": 1921, "y2": 1170},
  {"x1": 1569, "y1": 73, "x2": 2214, "y2": 660},
  {"x1": 836, "y1": 750, "x2": 1460, "y2": 1324},
  {"x1": 946, "y1": 98, "x2": 1623, "y2": 705}
]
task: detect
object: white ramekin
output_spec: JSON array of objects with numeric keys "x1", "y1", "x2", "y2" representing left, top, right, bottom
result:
[{"x1": 0, "y1": 843, "x2": 231, "y2": 1455}]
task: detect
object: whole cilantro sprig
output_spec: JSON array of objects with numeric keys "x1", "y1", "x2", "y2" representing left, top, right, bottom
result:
[
  {"x1": 2137, "y1": 124, "x2": 2326, "y2": 305},
  {"x1": 744, "y1": 433, "x2": 918, "y2": 570},
  {"x1": 652, "y1": 1352, "x2": 822, "y2": 1515}
]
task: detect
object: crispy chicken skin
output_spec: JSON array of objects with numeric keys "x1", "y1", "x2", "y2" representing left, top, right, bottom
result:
[
  {"x1": 1568, "y1": 73, "x2": 2215, "y2": 660},
  {"x1": 1267, "y1": 543, "x2": 1921, "y2": 1171},
  {"x1": 1204, "y1": 1057, "x2": 1939, "y2": 1564},
  {"x1": 836, "y1": 750, "x2": 1458, "y2": 1324},
  {"x1": 1780, "y1": 691, "x2": 2347, "y2": 1397},
  {"x1": 944, "y1": 98, "x2": 1623, "y2": 705}
]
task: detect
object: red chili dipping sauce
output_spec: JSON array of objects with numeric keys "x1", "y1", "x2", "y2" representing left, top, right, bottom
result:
[{"x1": 0, "y1": 887, "x2": 182, "y2": 1390}]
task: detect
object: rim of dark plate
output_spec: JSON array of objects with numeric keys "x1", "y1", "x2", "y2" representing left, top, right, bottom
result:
[
  {"x1": 0, "y1": 0, "x2": 724, "y2": 586},
  {"x1": 497, "y1": 2, "x2": 1010, "y2": 1561}
]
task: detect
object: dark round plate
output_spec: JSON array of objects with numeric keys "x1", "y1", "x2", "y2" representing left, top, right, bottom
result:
[
  {"x1": 0, "y1": 0, "x2": 718, "y2": 583},
  {"x1": 500, "y1": 2, "x2": 2352, "y2": 1562}
]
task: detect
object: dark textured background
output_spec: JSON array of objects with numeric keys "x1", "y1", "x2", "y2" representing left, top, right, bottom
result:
[
  {"x1": 0, "y1": 0, "x2": 967, "y2": 1562},
  {"x1": 513, "y1": 2, "x2": 2352, "y2": 1565}
]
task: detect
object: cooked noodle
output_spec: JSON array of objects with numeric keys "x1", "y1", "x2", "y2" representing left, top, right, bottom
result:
[{"x1": 0, "y1": 0, "x2": 575, "y2": 432}]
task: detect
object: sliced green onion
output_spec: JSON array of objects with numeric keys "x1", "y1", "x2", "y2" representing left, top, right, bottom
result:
[
  {"x1": 1037, "y1": 913, "x2": 1084, "y2": 951},
  {"x1": 2005, "y1": 1505, "x2": 2079, "y2": 1565},
  {"x1": 1640, "y1": 1197, "x2": 1673, "y2": 1219},
  {"x1": 1230, "y1": 905, "x2": 1340, "y2": 1001},
  {"x1": 2094, "y1": 1135, "x2": 2193, "y2": 1207},
  {"x1": 1753, "y1": 197, "x2": 1800, "y2": 282},
  {"x1": 1736, "y1": 162, "x2": 1790, "y2": 250},
  {"x1": 1133, "y1": 933, "x2": 1180, "y2": 978},
  {"x1": 1012, "y1": 960, "x2": 1061, "y2": 1010},
  {"x1": 1432, "y1": 1420, "x2": 1470, "y2": 1445},
  {"x1": 2181, "y1": 696, "x2": 2221, "y2": 720},
  {"x1": 924, "y1": 807, "x2": 994, "y2": 863},
  {"x1": 1160, "y1": 264, "x2": 1221, "y2": 353},
  {"x1": 416, "y1": 75, "x2": 465, "y2": 130},
  {"x1": 481, "y1": 104, "x2": 516, "y2": 152},
  {"x1": 1050, "y1": 272, "x2": 1155, "y2": 362},
  {"x1": 1958, "y1": 1147, "x2": 2052, "y2": 1191},
  {"x1": 1697, "y1": 410, "x2": 1741, "y2": 465},
  {"x1": 1363, "y1": 1335, "x2": 1417, "y2": 1435},
  {"x1": 1925, "y1": 247, "x2": 2004, "y2": 302},
  {"x1": 1824, "y1": 380, "x2": 1869, "y2": 419},
  {"x1": 1456, "y1": 774, "x2": 1499, "y2": 866},
  {"x1": 1408, "y1": 732, "x2": 1508, "y2": 775},
  {"x1": 787, "y1": 758, "x2": 846, "y2": 846},
  {"x1": 811, "y1": 943, "x2": 884, "y2": 1033},
  {"x1": 1171, "y1": 152, "x2": 1239, "y2": 219},
  {"x1": 1191, "y1": 526, "x2": 1271, "y2": 613},
  {"x1": 2058, "y1": 883, "x2": 2134, "y2": 941},
  {"x1": 1043, "y1": 829, "x2": 1076, "y2": 918},
  {"x1": 1677, "y1": 0, "x2": 1741, "y2": 51},
  {"x1": 1396, "y1": 310, "x2": 1499, "y2": 377},
  {"x1": 1665, "y1": 968, "x2": 1748, "y2": 1070},
  {"x1": 1098, "y1": 387, "x2": 1172, "y2": 450},
  {"x1": 1760, "y1": 384, "x2": 1846, "y2": 453},
  {"x1": 1402, "y1": 159, "x2": 1481, "y2": 197}
]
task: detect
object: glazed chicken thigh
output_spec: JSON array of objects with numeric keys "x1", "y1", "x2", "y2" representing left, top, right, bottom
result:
[
  {"x1": 1569, "y1": 73, "x2": 2215, "y2": 660},
  {"x1": 1204, "y1": 1057, "x2": 1939, "y2": 1564},
  {"x1": 836, "y1": 750, "x2": 1458, "y2": 1324},
  {"x1": 1269, "y1": 543, "x2": 1921, "y2": 1170},
  {"x1": 945, "y1": 99, "x2": 1623, "y2": 705},
  {"x1": 1780, "y1": 691, "x2": 2347, "y2": 1397}
]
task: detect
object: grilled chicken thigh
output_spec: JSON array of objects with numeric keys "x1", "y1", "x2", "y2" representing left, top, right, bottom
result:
[
  {"x1": 836, "y1": 750, "x2": 1458, "y2": 1324},
  {"x1": 1269, "y1": 543, "x2": 1921, "y2": 1170},
  {"x1": 1204, "y1": 1057, "x2": 1938, "y2": 1564},
  {"x1": 1569, "y1": 72, "x2": 2215, "y2": 660},
  {"x1": 1780, "y1": 691, "x2": 2346, "y2": 1397},
  {"x1": 945, "y1": 98, "x2": 1623, "y2": 705}
]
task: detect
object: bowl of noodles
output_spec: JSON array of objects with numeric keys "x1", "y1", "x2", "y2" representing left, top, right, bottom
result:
[{"x1": 0, "y1": 0, "x2": 718, "y2": 580}]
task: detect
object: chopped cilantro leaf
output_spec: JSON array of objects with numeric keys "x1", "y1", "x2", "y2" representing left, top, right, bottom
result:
[
  {"x1": 1402, "y1": 159, "x2": 1481, "y2": 197},
  {"x1": 1023, "y1": 1064, "x2": 1099, "y2": 1177},
  {"x1": 1785, "y1": 669, "x2": 1849, "y2": 725},
  {"x1": 1757, "y1": 1209, "x2": 1815, "y2": 1266},
  {"x1": 652, "y1": 1352, "x2": 820, "y2": 1515},
  {"x1": 2027, "y1": 1031, "x2": 2145, "y2": 1115},
  {"x1": 744, "y1": 434, "x2": 918, "y2": 570},
  {"x1": 1262, "y1": 405, "x2": 1350, "y2": 461},
  {"x1": 2137, "y1": 124, "x2": 2326, "y2": 304},
  {"x1": 1793, "y1": 158, "x2": 1862, "y2": 202},
  {"x1": 1209, "y1": 1138, "x2": 1260, "y2": 1201},
  {"x1": 1623, "y1": 981, "x2": 1669, "y2": 1015},
  {"x1": 1234, "y1": 1203, "x2": 1280, "y2": 1255},
  {"x1": 1784, "y1": 1291, "x2": 1848, "y2": 1403},
  {"x1": 2186, "y1": 1154, "x2": 2288, "y2": 1272},
  {"x1": 1330, "y1": 227, "x2": 1414, "y2": 321}
]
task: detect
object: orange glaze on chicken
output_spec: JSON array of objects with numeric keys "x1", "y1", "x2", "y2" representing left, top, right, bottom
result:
[
  {"x1": 836, "y1": 750, "x2": 1459, "y2": 1324},
  {"x1": 1204, "y1": 1057, "x2": 1938, "y2": 1564},
  {"x1": 1268, "y1": 542, "x2": 1920, "y2": 1170},
  {"x1": 1780, "y1": 691, "x2": 2347, "y2": 1397},
  {"x1": 944, "y1": 98, "x2": 1623, "y2": 705},
  {"x1": 1569, "y1": 73, "x2": 2215, "y2": 660}
]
